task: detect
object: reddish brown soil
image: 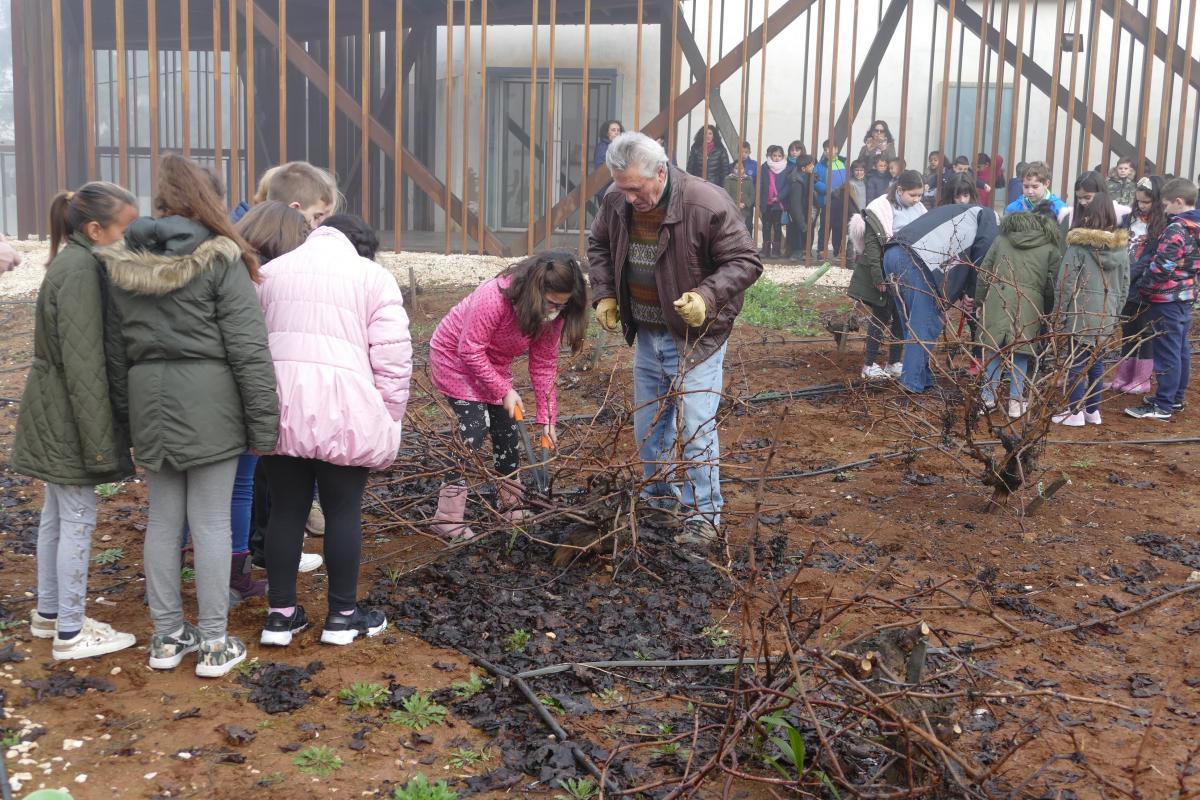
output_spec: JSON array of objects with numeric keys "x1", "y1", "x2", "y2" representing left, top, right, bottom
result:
[{"x1": 0, "y1": 287, "x2": 1197, "y2": 799}]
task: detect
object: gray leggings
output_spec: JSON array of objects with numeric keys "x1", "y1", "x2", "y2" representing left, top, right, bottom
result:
[
  {"x1": 145, "y1": 458, "x2": 238, "y2": 642},
  {"x1": 36, "y1": 483, "x2": 98, "y2": 634}
]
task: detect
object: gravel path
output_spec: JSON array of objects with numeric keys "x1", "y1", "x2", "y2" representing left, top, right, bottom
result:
[{"x1": 0, "y1": 239, "x2": 849, "y2": 298}]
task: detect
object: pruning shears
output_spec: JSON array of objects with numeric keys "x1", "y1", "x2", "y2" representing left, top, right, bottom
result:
[{"x1": 512, "y1": 405, "x2": 552, "y2": 495}]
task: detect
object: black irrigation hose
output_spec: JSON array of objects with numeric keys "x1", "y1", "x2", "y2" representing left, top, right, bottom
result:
[
  {"x1": 460, "y1": 649, "x2": 621, "y2": 795},
  {"x1": 515, "y1": 657, "x2": 775, "y2": 680}
]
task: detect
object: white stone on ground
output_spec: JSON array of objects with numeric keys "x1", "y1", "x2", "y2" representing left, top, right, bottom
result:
[{"x1": 0, "y1": 239, "x2": 849, "y2": 297}]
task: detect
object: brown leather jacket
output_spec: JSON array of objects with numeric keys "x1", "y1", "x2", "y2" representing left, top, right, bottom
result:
[{"x1": 587, "y1": 166, "x2": 763, "y2": 367}]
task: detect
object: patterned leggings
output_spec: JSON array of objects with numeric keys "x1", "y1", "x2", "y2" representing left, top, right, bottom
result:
[{"x1": 447, "y1": 396, "x2": 521, "y2": 479}]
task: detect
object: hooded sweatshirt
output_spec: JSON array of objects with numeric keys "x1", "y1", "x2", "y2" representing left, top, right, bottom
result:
[
  {"x1": 1006, "y1": 191, "x2": 1068, "y2": 216},
  {"x1": 1140, "y1": 208, "x2": 1200, "y2": 304},
  {"x1": 1055, "y1": 227, "x2": 1131, "y2": 345},
  {"x1": 974, "y1": 212, "x2": 1062, "y2": 356},
  {"x1": 889, "y1": 204, "x2": 1000, "y2": 301}
]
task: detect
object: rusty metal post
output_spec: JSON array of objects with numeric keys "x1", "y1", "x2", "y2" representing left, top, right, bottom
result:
[
  {"x1": 149, "y1": 0, "x2": 160, "y2": 190},
  {"x1": 897, "y1": 0, "x2": 913, "y2": 157},
  {"x1": 969, "y1": 0, "x2": 989, "y2": 182},
  {"x1": 361, "y1": 0, "x2": 370, "y2": 220},
  {"x1": 1006, "y1": 0, "x2": 1027, "y2": 191},
  {"x1": 83, "y1": 0, "x2": 96, "y2": 177},
  {"x1": 987, "y1": 0, "x2": 1007, "y2": 193},
  {"x1": 1079, "y1": 0, "x2": 1100, "y2": 172},
  {"x1": 1044, "y1": 0, "x2": 1066, "y2": 165},
  {"x1": 245, "y1": 0, "x2": 255, "y2": 182},
  {"x1": 477, "y1": 0, "x2": 487, "y2": 255},
  {"x1": 328, "y1": 1, "x2": 336, "y2": 181},
  {"x1": 446, "y1": 0, "x2": 456, "y2": 254},
  {"x1": 211, "y1": 0, "x2": 221, "y2": 183},
  {"x1": 807, "y1": 0, "x2": 825, "y2": 257},
  {"x1": 1135, "y1": 0, "x2": 1158, "y2": 172},
  {"x1": 1060, "y1": 0, "x2": 1083, "y2": 197},
  {"x1": 825, "y1": 0, "x2": 841, "y2": 263},
  {"x1": 229, "y1": 0, "x2": 239, "y2": 204},
  {"x1": 395, "y1": 0, "x2": 404, "y2": 249},
  {"x1": 702, "y1": 0, "x2": 713, "y2": 182},
  {"x1": 461, "y1": 0, "x2": 473, "y2": 252},
  {"x1": 1156, "y1": 0, "x2": 1181, "y2": 170},
  {"x1": 1101, "y1": 0, "x2": 1123, "y2": 169},
  {"x1": 577, "y1": 0, "x2": 591, "y2": 258},
  {"x1": 634, "y1": 0, "x2": 643, "y2": 129},
  {"x1": 1174, "y1": 4, "x2": 1196, "y2": 176},
  {"x1": 841, "y1": 0, "x2": 859, "y2": 268},
  {"x1": 51, "y1": 0, "x2": 66, "y2": 189},
  {"x1": 276, "y1": 0, "x2": 285, "y2": 161},
  {"x1": 526, "y1": 0, "x2": 539, "y2": 255},
  {"x1": 540, "y1": 0, "x2": 554, "y2": 249},
  {"x1": 937, "y1": 0, "x2": 955, "y2": 189},
  {"x1": 667, "y1": 0, "x2": 680, "y2": 159},
  {"x1": 754, "y1": 0, "x2": 769, "y2": 244}
]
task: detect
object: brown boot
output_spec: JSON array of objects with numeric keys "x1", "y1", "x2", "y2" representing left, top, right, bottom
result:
[{"x1": 430, "y1": 484, "x2": 475, "y2": 542}]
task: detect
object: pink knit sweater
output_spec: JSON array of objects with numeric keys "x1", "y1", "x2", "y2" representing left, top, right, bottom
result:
[{"x1": 429, "y1": 276, "x2": 562, "y2": 425}]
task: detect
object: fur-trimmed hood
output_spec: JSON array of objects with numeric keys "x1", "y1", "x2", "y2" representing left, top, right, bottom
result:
[
  {"x1": 100, "y1": 216, "x2": 242, "y2": 296},
  {"x1": 1065, "y1": 226, "x2": 1129, "y2": 250}
]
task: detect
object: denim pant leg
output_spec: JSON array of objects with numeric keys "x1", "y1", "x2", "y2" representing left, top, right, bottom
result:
[
  {"x1": 1149, "y1": 301, "x2": 1190, "y2": 411},
  {"x1": 230, "y1": 453, "x2": 258, "y2": 554},
  {"x1": 885, "y1": 247, "x2": 943, "y2": 392},
  {"x1": 674, "y1": 342, "x2": 727, "y2": 526},
  {"x1": 1010, "y1": 353, "x2": 1031, "y2": 400},
  {"x1": 633, "y1": 329, "x2": 679, "y2": 501},
  {"x1": 982, "y1": 353, "x2": 1003, "y2": 405},
  {"x1": 1067, "y1": 345, "x2": 1104, "y2": 412},
  {"x1": 1176, "y1": 316, "x2": 1192, "y2": 404}
]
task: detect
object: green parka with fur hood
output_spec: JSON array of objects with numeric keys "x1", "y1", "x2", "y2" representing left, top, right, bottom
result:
[
  {"x1": 11, "y1": 233, "x2": 135, "y2": 485},
  {"x1": 100, "y1": 216, "x2": 279, "y2": 472},
  {"x1": 973, "y1": 212, "x2": 1062, "y2": 357},
  {"x1": 1055, "y1": 226, "x2": 1130, "y2": 347}
]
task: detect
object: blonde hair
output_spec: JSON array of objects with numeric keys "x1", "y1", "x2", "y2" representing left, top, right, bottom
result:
[
  {"x1": 251, "y1": 165, "x2": 283, "y2": 205},
  {"x1": 264, "y1": 161, "x2": 341, "y2": 211}
]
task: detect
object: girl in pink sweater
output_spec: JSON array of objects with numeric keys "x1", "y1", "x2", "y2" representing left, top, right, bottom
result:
[{"x1": 429, "y1": 252, "x2": 587, "y2": 540}]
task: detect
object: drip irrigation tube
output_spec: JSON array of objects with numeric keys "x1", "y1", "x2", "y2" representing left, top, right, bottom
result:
[{"x1": 515, "y1": 656, "x2": 774, "y2": 680}]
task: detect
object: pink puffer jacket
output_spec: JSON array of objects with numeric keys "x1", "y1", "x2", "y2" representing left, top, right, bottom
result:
[
  {"x1": 429, "y1": 276, "x2": 562, "y2": 425},
  {"x1": 256, "y1": 227, "x2": 412, "y2": 469}
]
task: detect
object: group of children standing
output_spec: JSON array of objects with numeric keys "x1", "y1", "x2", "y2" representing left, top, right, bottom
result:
[
  {"x1": 10, "y1": 154, "x2": 585, "y2": 676},
  {"x1": 842, "y1": 146, "x2": 1200, "y2": 427}
]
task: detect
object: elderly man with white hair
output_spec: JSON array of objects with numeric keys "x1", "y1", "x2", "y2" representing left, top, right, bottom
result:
[{"x1": 587, "y1": 131, "x2": 763, "y2": 547}]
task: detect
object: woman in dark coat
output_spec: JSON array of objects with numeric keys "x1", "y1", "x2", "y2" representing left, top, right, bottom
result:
[{"x1": 686, "y1": 124, "x2": 731, "y2": 185}]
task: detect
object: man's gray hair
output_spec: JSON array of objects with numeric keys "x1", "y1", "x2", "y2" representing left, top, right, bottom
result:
[{"x1": 605, "y1": 132, "x2": 669, "y2": 178}]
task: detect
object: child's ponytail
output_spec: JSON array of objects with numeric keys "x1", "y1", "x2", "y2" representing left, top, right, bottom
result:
[{"x1": 47, "y1": 182, "x2": 138, "y2": 262}]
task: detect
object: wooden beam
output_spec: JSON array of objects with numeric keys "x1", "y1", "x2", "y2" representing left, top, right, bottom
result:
[
  {"x1": 247, "y1": 4, "x2": 511, "y2": 256},
  {"x1": 676, "y1": 16, "x2": 740, "y2": 159},
  {"x1": 1099, "y1": 0, "x2": 1200, "y2": 95},
  {"x1": 831, "y1": 0, "x2": 908, "y2": 148}
]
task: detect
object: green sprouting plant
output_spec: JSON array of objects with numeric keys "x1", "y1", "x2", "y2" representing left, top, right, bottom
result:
[
  {"x1": 757, "y1": 711, "x2": 840, "y2": 797},
  {"x1": 632, "y1": 649, "x2": 650, "y2": 661},
  {"x1": 293, "y1": 745, "x2": 343, "y2": 776},
  {"x1": 822, "y1": 624, "x2": 844, "y2": 642},
  {"x1": 596, "y1": 687, "x2": 624, "y2": 706},
  {"x1": 504, "y1": 628, "x2": 531, "y2": 653},
  {"x1": 389, "y1": 692, "x2": 448, "y2": 730},
  {"x1": 538, "y1": 695, "x2": 566, "y2": 715},
  {"x1": 234, "y1": 657, "x2": 261, "y2": 679},
  {"x1": 391, "y1": 773, "x2": 458, "y2": 800},
  {"x1": 650, "y1": 742, "x2": 684, "y2": 759},
  {"x1": 338, "y1": 681, "x2": 388, "y2": 710},
  {"x1": 384, "y1": 567, "x2": 404, "y2": 587},
  {"x1": 446, "y1": 746, "x2": 491, "y2": 769},
  {"x1": 1071, "y1": 458, "x2": 1095, "y2": 470},
  {"x1": 701, "y1": 624, "x2": 732, "y2": 648},
  {"x1": 554, "y1": 777, "x2": 598, "y2": 800},
  {"x1": 95, "y1": 483, "x2": 122, "y2": 498},
  {"x1": 739, "y1": 279, "x2": 824, "y2": 335},
  {"x1": 656, "y1": 722, "x2": 675, "y2": 736},
  {"x1": 92, "y1": 547, "x2": 125, "y2": 565},
  {"x1": 180, "y1": 566, "x2": 196, "y2": 583},
  {"x1": 451, "y1": 671, "x2": 489, "y2": 700},
  {"x1": 256, "y1": 718, "x2": 274, "y2": 730},
  {"x1": 1, "y1": 729, "x2": 21, "y2": 747}
]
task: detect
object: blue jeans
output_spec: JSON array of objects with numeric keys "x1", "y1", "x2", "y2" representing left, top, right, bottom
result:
[
  {"x1": 1147, "y1": 300, "x2": 1192, "y2": 410},
  {"x1": 1066, "y1": 344, "x2": 1104, "y2": 412},
  {"x1": 884, "y1": 247, "x2": 944, "y2": 393},
  {"x1": 982, "y1": 352, "x2": 1031, "y2": 404},
  {"x1": 633, "y1": 328, "x2": 726, "y2": 526},
  {"x1": 231, "y1": 453, "x2": 258, "y2": 553}
]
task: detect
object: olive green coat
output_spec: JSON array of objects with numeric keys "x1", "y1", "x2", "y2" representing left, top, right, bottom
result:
[
  {"x1": 973, "y1": 213, "x2": 1062, "y2": 357},
  {"x1": 847, "y1": 209, "x2": 889, "y2": 307},
  {"x1": 100, "y1": 216, "x2": 279, "y2": 472},
  {"x1": 1055, "y1": 227, "x2": 1131, "y2": 347},
  {"x1": 11, "y1": 233, "x2": 135, "y2": 485}
]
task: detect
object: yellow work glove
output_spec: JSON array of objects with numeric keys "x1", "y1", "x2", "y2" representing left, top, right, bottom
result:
[
  {"x1": 673, "y1": 292, "x2": 707, "y2": 327},
  {"x1": 595, "y1": 297, "x2": 621, "y2": 333}
]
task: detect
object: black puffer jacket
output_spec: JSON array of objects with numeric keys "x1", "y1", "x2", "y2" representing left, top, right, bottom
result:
[{"x1": 687, "y1": 143, "x2": 730, "y2": 185}]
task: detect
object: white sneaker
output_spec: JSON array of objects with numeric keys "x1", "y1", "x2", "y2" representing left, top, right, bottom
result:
[
  {"x1": 52, "y1": 620, "x2": 136, "y2": 661},
  {"x1": 298, "y1": 552, "x2": 324, "y2": 573},
  {"x1": 861, "y1": 363, "x2": 889, "y2": 380},
  {"x1": 1007, "y1": 400, "x2": 1028, "y2": 418},
  {"x1": 886, "y1": 362, "x2": 903, "y2": 379},
  {"x1": 29, "y1": 609, "x2": 56, "y2": 639},
  {"x1": 1051, "y1": 410, "x2": 1085, "y2": 427},
  {"x1": 1084, "y1": 410, "x2": 1102, "y2": 425}
]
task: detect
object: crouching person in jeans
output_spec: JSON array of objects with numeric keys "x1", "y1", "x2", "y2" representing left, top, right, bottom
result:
[
  {"x1": 255, "y1": 216, "x2": 412, "y2": 647},
  {"x1": 102, "y1": 155, "x2": 279, "y2": 678},
  {"x1": 588, "y1": 132, "x2": 763, "y2": 547}
]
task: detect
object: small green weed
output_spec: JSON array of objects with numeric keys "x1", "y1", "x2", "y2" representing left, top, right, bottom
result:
[
  {"x1": 180, "y1": 566, "x2": 196, "y2": 583},
  {"x1": 389, "y1": 692, "x2": 448, "y2": 730},
  {"x1": 633, "y1": 649, "x2": 650, "y2": 660},
  {"x1": 650, "y1": 742, "x2": 684, "y2": 760},
  {"x1": 596, "y1": 687, "x2": 624, "y2": 706},
  {"x1": 451, "y1": 671, "x2": 489, "y2": 700},
  {"x1": 339, "y1": 681, "x2": 388, "y2": 710},
  {"x1": 234, "y1": 657, "x2": 261, "y2": 679},
  {"x1": 447, "y1": 746, "x2": 491, "y2": 770},
  {"x1": 554, "y1": 777, "x2": 598, "y2": 800},
  {"x1": 701, "y1": 624, "x2": 732, "y2": 648},
  {"x1": 757, "y1": 711, "x2": 841, "y2": 797},
  {"x1": 1071, "y1": 458, "x2": 1095, "y2": 470},
  {"x1": 392, "y1": 773, "x2": 458, "y2": 800},
  {"x1": 293, "y1": 745, "x2": 343, "y2": 776},
  {"x1": 384, "y1": 567, "x2": 404, "y2": 587},
  {"x1": 255, "y1": 718, "x2": 274, "y2": 730},
  {"x1": 504, "y1": 628, "x2": 531, "y2": 653},
  {"x1": 1, "y1": 729, "x2": 21, "y2": 747},
  {"x1": 95, "y1": 483, "x2": 122, "y2": 498},
  {"x1": 92, "y1": 547, "x2": 125, "y2": 565},
  {"x1": 538, "y1": 695, "x2": 566, "y2": 715}
]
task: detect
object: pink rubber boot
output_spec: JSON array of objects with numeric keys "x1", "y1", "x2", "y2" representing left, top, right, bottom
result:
[
  {"x1": 1125, "y1": 358, "x2": 1154, "y2": 394},
  {"x1": 1108, "y1": 359, "x2": 1134, "y2": 392},
  {"x1": 431, "y1": 484, "x2": 475, "y2": 542}
]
